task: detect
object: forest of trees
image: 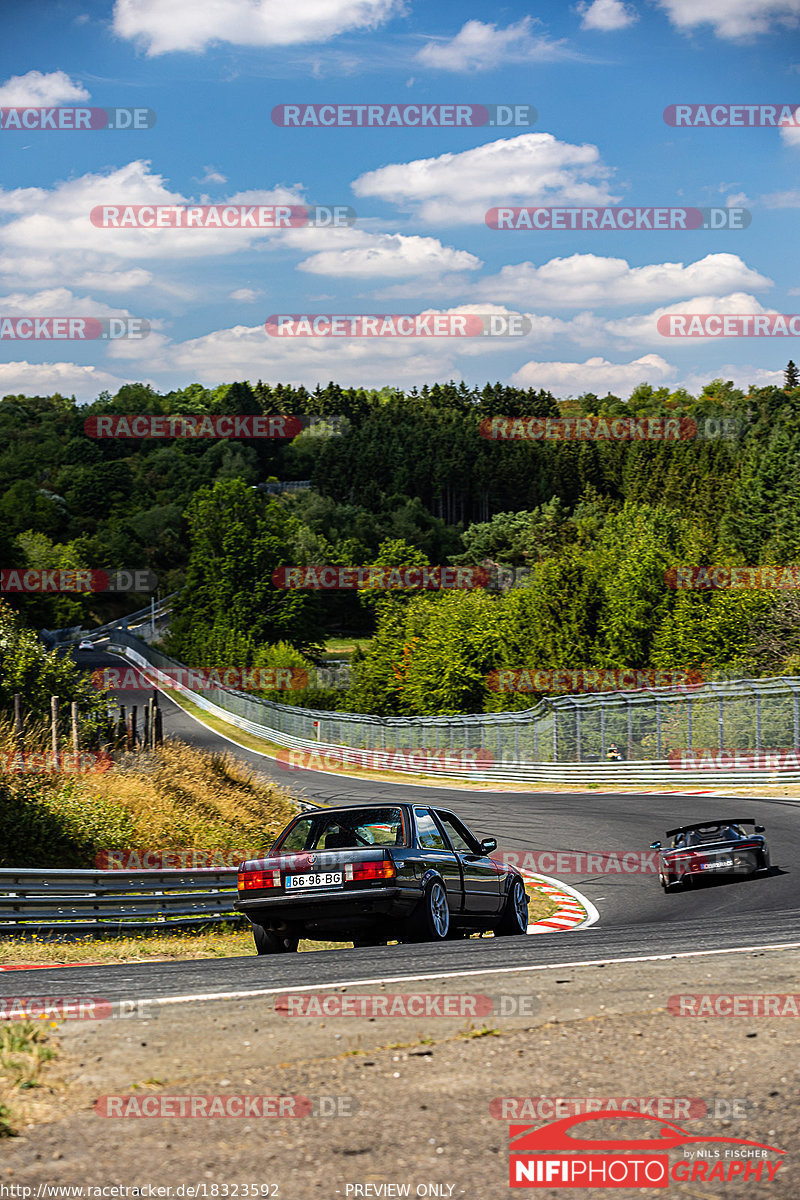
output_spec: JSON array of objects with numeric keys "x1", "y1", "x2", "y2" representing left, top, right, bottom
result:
[{"x1": 2, "y1": 366, "x2": 800, "y2": 716}]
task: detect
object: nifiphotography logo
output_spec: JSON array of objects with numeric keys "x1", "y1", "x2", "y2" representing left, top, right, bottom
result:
[{"x1": 508, "y1": 1111, "x2": 785, "y2": 1188}]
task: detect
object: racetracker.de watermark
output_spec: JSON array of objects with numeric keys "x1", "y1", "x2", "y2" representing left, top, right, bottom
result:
[
  {"x1": 487, "y1": 668, "x2": 704, "y2": 694},
  {"x1": 495, "y1": 850, "x2": 658, "y2": 874},
  {"x1": 271, "y1": 103, "x2": 536, "y2": 127},
  {"x1": 659, "y1": 313, "x2": 800, "y2": 336},
  {"x1": 0, "y1": 107, "x2": 155, "y2": 130},
  {"x1": 95, "y1": 1094, "x2": 356, "y2": 1118},
  {"x1": 277, "y1": 747, "x2": 495, "y2": 774},
  {"x1": 265, "y1": 313, "x2": 530, "y2": 337},
  {"x1": 95, "y1": 849, "x2": 253, "y2": 870},
  {"x1": 0, "y1": 317, "x2": 148, "y2": 340},
  {"x1": 486, "y1": 206, "x2": 750, "y2": 230},
  {"x1": 479, "y1": 415, "x2": 740, "y2": 441},
  {"x1": 275, "y1": 992, "x2": 519, "y2": 1018},
  {"x1": 90, "y1": 204, "x2": 354, "y2": 228},
  {"x1": 665, "y1": 565, "x2": 800, "y2": 589},
  {"x1": 669, "y1": 749, "x2": 800, "y2": 770},
  {"x1": 91, "y1": 666, "x2": 309, "y2": 692},
  {"x1": 669, "y1": 994, "x2": 800, "y2": 1016},
  {"x1": 0, "y1": 568, "x2": 157, "y2": 592},
  {"x1": 664, "y1": 103, "x2": 800, "y2": 127},
  {"x1": 272, "y1": 565, "x2": 491, "y2": 589},
  {"x1": 491, "y1": 1097, "x2": 745, "y2": 1120},
  {"x1": 0, "y1": 997, "x2": 155, "y2": 1020},
  {"x1": 83, "y1": 415, "x2": 302, "y2": 439},
  {"x1": 1, "y1": 751, "x2": 112, "y2": 775}
]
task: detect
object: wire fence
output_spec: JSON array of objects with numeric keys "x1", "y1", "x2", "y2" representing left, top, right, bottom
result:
[{"x1": 104, "y1": 629, "x2": 800, "y2": 765}]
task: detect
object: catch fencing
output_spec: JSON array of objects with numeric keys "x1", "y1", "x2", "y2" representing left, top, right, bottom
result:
[{"x1": 101, "y1": 630, "x2": 800, "y2": 783}]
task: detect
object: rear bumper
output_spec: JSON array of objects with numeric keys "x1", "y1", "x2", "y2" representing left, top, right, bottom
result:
[{"x1": 235, "y1": 885, "x2": 415, "y2": 927}]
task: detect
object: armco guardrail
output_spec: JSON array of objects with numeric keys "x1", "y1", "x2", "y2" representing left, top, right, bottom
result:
[
  {"x1": 103, "y1": 635, "x2": 800, "y2": 786},
  {"x1": 0, "y1": 867, "x2": 244, "y2": 938},
  {"x1": 41, "y1": 592, "x2": 178, "y2": 648}
]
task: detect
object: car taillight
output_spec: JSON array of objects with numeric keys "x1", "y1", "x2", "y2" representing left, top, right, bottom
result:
[
  {"x1": 737, "y1": 841, "x2": 760, "y2": 850},
  {"x1": 344, "y1": 860, "x2": 397, "y2": 882},
  {"x1": 238, "y1": 868, "x2": 281, "y2": 891}
]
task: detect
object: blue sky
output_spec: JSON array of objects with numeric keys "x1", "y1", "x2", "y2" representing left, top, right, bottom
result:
[{"x1": 0, "y1": 0, "x2": 798, "y2": 402}]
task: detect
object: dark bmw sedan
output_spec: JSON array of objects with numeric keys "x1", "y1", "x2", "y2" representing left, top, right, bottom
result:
[{"x1": 235, "y1": 803, "x2": 528, "y2": 953}]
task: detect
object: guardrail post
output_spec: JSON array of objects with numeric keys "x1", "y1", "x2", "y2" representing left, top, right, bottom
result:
[
  {"x1": 143, "y1": 700, "x2": 151, "y2": 749},
  {"x1": 553, "y1": 710, "x2": 559, "y2": 762},
  {"x1": 656, "y1": 699, "x2": 662, "y2": 758},
  {"x1": 117, "y1": 704, "x2": 126, "y2": 748},
  {"x1": 793, "y1": 684, "x2": 800, "y2": 749},
  {"x1": 627, "y1": 700, "x2": 633, "y2": 758},
  {"x1": 600, "y1": 703, "x2": 606, "y2": 759},
  {"x1": 718, "y1": 694, "x2": 724, "y2": 750},
  {"x1": 686, "y1": 698, "x2": 692, "y2": 751},
  {"x1": 50, "y1": 696, "x2": 59, "y2": 767}
]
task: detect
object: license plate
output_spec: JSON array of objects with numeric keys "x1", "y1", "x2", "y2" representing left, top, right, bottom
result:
[
  {"x1": 703, "y1": 858, "x2": 733, "y2": 870},
  {"x1": 285, "y1": 872, "x2": 343, "y2": 889}
]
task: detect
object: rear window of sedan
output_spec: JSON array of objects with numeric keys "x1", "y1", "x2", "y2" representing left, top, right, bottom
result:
[{"x1": 274, "y1": 808, "x2": 407, "y2": 852}]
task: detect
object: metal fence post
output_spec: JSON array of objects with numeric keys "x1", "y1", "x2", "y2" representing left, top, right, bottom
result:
[{"x1": 656, "y1": 698, "x2": 662, "y2": 758}]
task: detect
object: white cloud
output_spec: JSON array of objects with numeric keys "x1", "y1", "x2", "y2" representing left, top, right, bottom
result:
[
  {"x1": 654, "y1": 0, "x2": 800, "y2": 39},
  {"x1": 352, "y1": 134, "x2": 617, "y2": 225},
  {"x1": 511, "y1": 354, "x2": 674, "y2": 396},
  {"x1": 473, "y1": 252, "x2": 771, "y2": 308},
  {"x1": 296, "y1": 230, "x2": 481, "y2": 277},
  {"x1": 0, "y1": 361, "x2": 134, "y2": 403},
  {"x1": 577, "y1": 0, "x2": 638, "y2": 32},
  {"x1": 762, "y1": 189, "x2": 800, "y2": 206},
  {"x1": 780, "y1": 115, "x2": 800, "y2": 146},
  {"x1": 0, "y1": 161, "x2": 307, "y2": 294},
  {"x1": 680, "y1": 363, "x2": 783, "y2": 393},
  {"x1": 200, "y1": 166, "x2": 227, "y2": 185},
  {"x1": 0, "y1": 287, "x2": 143, "y2": 320},
  {"x1": 112, "y1": 0, "x2": 403, "y2": 55},
  {"x1": 725, "y1": 192, "x2": 750, "y2": 207},
  {"x1": 415, "y1": 18, "x2": 573, "y2": 71},
  {"x1": 229, "y1": 288, "x2": 264, "y2": 302},
  {"x1": 0, "y1": 70, "x2": 89, "y2": 107},
  {"x1": 604, "y1": 291, "x2": 775, "y2": 343}
]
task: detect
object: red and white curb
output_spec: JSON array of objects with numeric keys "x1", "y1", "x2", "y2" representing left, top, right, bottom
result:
[{"x1": 520, "y1": 870, "x2": 599, "y2": 934}]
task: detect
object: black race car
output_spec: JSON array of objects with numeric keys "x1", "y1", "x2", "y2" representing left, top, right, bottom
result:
[
  {"x1": 650, "y1": 818, "x2": 770, "y2": 891},
  {"x1": 235, "y1": 803, "x2": 528, "y2": 953}
]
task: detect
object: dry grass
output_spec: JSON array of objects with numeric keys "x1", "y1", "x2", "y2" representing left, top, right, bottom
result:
[
  {"x1": 0, "y1": 726, "x2": 299, "y2": 868},
  {"x1": 0, "y1": 1022, "x2": 60, "y2": 1137},
  {"x1": 79, "y1": 739, "x2": 298, "y2": 853}
]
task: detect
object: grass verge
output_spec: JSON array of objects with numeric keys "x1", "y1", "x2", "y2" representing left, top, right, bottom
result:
[{"x1": 0, "y1": 1022, "x2": 59, "y2": 1138}]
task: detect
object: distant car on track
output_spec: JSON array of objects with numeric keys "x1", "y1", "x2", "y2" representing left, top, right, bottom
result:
[
  {"x1": 650, "y1": 818, "x2": 770, "y2": 891},
  {"x1": 77, "y1": 638, "x2": 94, "y2": 651},
  {"x1": 235, "y1": 803, "x2": 528, "y2": 953}
]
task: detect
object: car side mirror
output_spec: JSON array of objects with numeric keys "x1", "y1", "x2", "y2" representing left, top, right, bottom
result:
[
  {"x1": 480, "y1": 838, "x2": 497, "y2": 855},
  {"x1": 650, "y1": 841, "x2": 661, "y2": 850},
  {"x1": 755, "y1": 825, "x2": 765, "y2": 833}
]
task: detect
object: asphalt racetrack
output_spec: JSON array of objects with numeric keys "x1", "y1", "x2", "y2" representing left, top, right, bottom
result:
[{"x1": 4, "y1": 646, "x2": 798, "y2": 1000}]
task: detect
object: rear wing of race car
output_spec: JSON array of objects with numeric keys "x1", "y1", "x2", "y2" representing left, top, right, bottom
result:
[{"x1": 665, "y1": 818, "x2": 760, "y2": 837}]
